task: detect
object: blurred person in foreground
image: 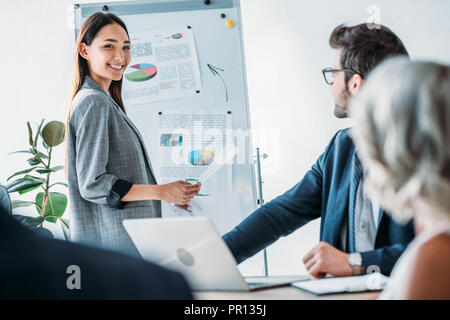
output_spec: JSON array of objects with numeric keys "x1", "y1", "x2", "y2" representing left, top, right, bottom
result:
[{"x1": 350, "y1": 58, "x2": 450, "y2": 299}]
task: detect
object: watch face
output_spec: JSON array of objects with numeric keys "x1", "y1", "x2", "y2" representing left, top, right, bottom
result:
[{"x1": 349, "y1": 253, "x2": 362, "y2": 266}]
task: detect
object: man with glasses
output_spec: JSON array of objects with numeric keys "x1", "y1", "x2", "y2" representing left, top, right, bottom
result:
[{"x1": 223, "y1": 23, "x2": 415, "y2": 278}]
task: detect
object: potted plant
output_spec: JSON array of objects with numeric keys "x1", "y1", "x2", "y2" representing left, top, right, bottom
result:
[{"x1": 4, "y1": 119, "x2": 69, "y2": 239}]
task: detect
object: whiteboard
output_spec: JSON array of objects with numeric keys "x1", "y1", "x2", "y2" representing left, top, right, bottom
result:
[{"x1": 74, "y1": 0, "x2": 257, "y2": 224}]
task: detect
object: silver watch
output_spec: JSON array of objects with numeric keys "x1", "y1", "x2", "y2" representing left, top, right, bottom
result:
[{"x1": 347, "y1": 253, "x2": 363, "y2": 276}]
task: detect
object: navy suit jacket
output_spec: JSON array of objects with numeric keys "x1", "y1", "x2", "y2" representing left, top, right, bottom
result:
[
  {"x1": 0, "y1": 206, "x2": 192, "y2": 299},
  {"x1": 223, "y1": 128, "x2": 415, "y2": 276}
]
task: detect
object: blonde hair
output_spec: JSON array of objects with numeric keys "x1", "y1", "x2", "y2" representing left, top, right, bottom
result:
[{"x1": 350, "y1": 58, "x2": 450, "y2": 224}]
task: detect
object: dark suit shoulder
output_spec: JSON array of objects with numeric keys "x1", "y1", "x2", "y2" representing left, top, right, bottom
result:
[
  {"x1": 0, "y1": 212, "x2": 192, "y2": 299},
  {"x1": 332, "y1": 128, "x2": 353, "y2": 146},
  {"x1": 37, "y1": 237, "x2": 193, "y2": 299},
  {"x1": 320, "y1": 128, "x2": 354, "y2": 163}
]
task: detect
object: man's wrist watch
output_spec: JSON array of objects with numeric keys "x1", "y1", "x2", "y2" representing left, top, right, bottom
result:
[{"x1": 347, "y1": 253, "x2": 364, "y2": 276}]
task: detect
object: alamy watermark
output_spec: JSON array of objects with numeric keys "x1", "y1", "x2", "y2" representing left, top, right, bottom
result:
[
  {"x1": 161, "y1": 124, "x2": 281, "y2": 175},
  {"x1": 365, "y1": 264, "x2": 385, "y2": 290},
  {"x1": 66, "y1": 265, "x2": 81, "y2": 290}
]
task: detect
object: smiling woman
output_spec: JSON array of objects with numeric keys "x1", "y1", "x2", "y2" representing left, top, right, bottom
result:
[
  {"x1": 65, "y1": 12, "x2": 200, "y2": 256},
  {"x1": 79, "y1": 25, "x2": 131, "y2": 91},
  {"x1": 67, "y1": 13, "x2": 130, "y2": 115}
]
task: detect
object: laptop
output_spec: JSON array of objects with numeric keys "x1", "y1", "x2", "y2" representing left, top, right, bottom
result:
[{"x1": 123, "y1": 216, "x2": 307, "y2": 291}]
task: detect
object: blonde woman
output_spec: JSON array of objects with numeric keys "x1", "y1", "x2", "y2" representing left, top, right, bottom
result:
[
  {"x1": 351, "y1": 58, "x2": 450, "y2": 299},
  {"x1": 66, "y1": 12, "x2": 200, "y2": 256}
]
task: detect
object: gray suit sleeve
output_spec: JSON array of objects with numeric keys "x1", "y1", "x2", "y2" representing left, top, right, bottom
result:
[{"x1": 72, "y1": 95, "x2": 132, "y2": 208}]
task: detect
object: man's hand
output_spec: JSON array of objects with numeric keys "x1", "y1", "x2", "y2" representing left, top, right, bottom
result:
[{"x1": 302, "y1": 241, "x2": 352, "y2": 278}]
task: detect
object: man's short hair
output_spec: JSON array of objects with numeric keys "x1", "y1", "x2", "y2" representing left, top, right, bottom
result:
[{"x1": 329, "y1": 23, "x2": 409, "y2": 82}]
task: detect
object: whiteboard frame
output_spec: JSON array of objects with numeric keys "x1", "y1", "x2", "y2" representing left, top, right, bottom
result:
[{"x1": 74, "y1": 0, "x2": 258, "y2": 220}]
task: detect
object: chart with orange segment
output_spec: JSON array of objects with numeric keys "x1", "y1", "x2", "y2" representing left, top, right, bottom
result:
[{"x1": 125, "y1": 63, "x2": 158, "y2": 82}]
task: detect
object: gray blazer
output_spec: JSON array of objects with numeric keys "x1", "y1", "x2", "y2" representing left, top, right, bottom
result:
[{"x1": 67, "y1": 76, "x2": 161, "y2": 257}]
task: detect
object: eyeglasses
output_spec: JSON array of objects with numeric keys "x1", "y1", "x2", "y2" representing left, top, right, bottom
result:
[{"x1": 322, "y1": 67, "x2": 359, "y2": 85}]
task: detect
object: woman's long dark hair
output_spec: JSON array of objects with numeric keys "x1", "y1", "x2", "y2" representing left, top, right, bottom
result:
[{"x1": 65, "y1": 12, "x2": 130, "y2": 177}]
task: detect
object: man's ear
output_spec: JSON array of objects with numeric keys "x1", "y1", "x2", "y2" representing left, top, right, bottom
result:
[
  {"x1": 348, "y1": 74, "x2": 364, "y2": 96},
  {"x1": 79, "y1": 43, "x2": 89, "y2": 60}
]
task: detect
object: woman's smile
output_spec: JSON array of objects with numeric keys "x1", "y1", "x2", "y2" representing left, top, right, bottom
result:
[{"x1": 107, "y1": 63, "x2": 125, "y2": 72}]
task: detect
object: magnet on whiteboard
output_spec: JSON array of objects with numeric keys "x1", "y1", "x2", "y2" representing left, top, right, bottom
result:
[{"x1": 225, "y1": 19, "x2": 235, "y2": 28}]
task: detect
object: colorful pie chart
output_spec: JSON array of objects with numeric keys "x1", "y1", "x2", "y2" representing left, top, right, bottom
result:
[
  {"x1": 172, "y1": 33, "x2": 183, "y2": 39},
  {"x1": 189, "y1": 150, "x2": 214, "y2": 166},
  {"x1": 125, "y1": 63, "x2": 157, "y2": 82}
]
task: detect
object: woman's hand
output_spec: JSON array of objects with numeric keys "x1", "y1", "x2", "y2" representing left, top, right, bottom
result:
[{"x1": 159, "y1": 181, "x2": 201, "y2": 205}]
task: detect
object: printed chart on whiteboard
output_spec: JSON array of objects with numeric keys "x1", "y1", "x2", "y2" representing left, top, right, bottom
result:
[
  {"x1": 123, "y1": 27, "x2": 202, "y2": 105},
  {"x1": 154, "y1": 111, "x2": 233, "y2": 196},
  {"x1": 153, "y1": 111, "x2": 242, "y2": 234}
]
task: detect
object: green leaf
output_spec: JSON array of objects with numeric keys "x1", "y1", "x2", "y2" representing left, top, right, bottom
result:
[
  {"x1": 27, "y1": 157, "x2": 41, "y2": 166},
  {"x1": 32, "y1": 227, "x2": 54, "y2": 238},
  {"x1": 60, "y1": 217, "x2": 70, "y2": 229},
  {"x1": 11, "y1": 200, "x2": 41, "y2": 209},
  {"x1": 60, "y1": 218, "x2": 70, "y2": 240},
  {"x1": 42, "y1": 139, "x2": 51, "y2": 150},
  {"x1": 13, "y1": 214, "x2": 44, "y2": 227},
  {"x1": 7, "y1": 166, "x2": 39, "y2": 181},
  {"x1": 24, "y1": 174, "x2": 45, "y2": 180},
  {"x1": 36, "y1": 166, "x2": 64, "y2": 174},
  {"x1": 38, "y1": 152, "x2": 49, "y2": 159},
  {"x1": 10, "y1": 149, "x2": 47, "y2": 159},
  {"x1": 32, "y1": 148, "x2": 49, "y2": 159},
  {"x1": 35, "y1": 169, "x2": 52, "y2": 174},
  {"x1": 62, "y1": 224, "x2": 70, "y2": 240},
  {"x1": 8, "y1": 150, "x2": 35, "y2": 156},
  {"x1": 35, "y1": 192, "x2": 67, "y2": 223},
  {"x1": 42, "y1": 121, "x2": 65, "y2": 147},
  {"x1": 17, "y1": 175, "x2": 45, "y2": 195},
  {"x1": 6, "y1": 176, "x2": 45, "y2": 193},
  {"x1": 27, "y1": 121, "x2": 33, "y2": 146},
  {"x1": 18, "y1": 184, "x2": 42, "y2": 195},
  {"x1": 33, "y1": 119, "x2": 45, "y2": 148}
]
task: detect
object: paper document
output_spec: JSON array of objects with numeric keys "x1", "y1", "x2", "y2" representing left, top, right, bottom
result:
[
  {"x1": 291, "y1": 273, "x2": 389, "y2": 295},
  {"x1": 162, "y1": 191, "x2": 242, "y2": 235},
  {"x1": 123, "y1": 27, "x2": 202, "y2": 105},
  {"x1": 155, "y1": 111, "x2": 233, "y2": 197},
  {"x1": 198, "y1": 143, "x2": 237, "y2": 183}
]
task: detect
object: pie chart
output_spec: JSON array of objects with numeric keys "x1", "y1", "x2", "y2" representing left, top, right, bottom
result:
[
  {"x1": 189, "y1": 150, "x2": 214, "y2": 166},
  {"x1": 172, "y1": 33, "x2": 183, "y2": 39},
  {"x1": 125, "y1": 63, "x2": 157, "y2": 82}
]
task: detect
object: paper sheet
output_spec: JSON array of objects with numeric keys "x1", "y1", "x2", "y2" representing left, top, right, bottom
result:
[
  {"x1": 291, "y1": 273, "x2": 389, "y2": 295},
  {"x1": 162, "y1": 191, "x2": 242, "y2": 236},
  {"x1": 154, "y1": 111, "x2": 233, "y2": 197},
  {"x1": 123, "y1": 27, "x2": 202, "y2": 105}
]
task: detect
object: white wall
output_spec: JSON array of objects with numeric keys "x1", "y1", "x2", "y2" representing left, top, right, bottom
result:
[
  {"x1": 1, "y1": 0, "x2": 449, "y2": 275},
  {"x1": 238, "y1": 0, "x2": 450, "y2": 276}
]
